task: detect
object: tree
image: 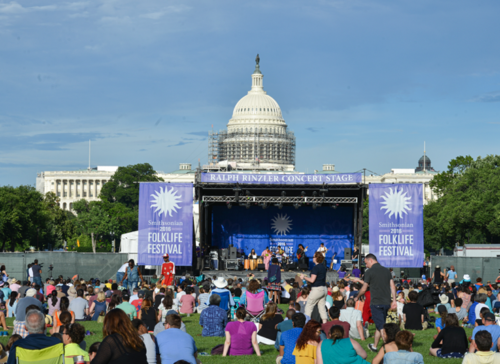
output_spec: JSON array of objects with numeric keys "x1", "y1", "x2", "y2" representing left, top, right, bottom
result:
[
  {"x1": 100, "y1": 163, "x2": 164, "y2": 209},
  {"x1": 424, "y1": 154, "x2": 500, "y2": 248}
]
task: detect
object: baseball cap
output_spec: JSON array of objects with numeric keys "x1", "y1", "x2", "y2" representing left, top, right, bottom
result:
[
  {"x1": 484, "y1": 312, "x2": 496, "y2": 322},
  {"x1": 163, "y1": 254, "x2": 169, "y2": 258}
]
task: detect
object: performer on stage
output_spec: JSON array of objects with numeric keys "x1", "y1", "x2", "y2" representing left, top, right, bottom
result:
[
  {"x1": 317, "y1": 243, "x2": 327, "y2": 267},
  {"x1": 297, "y1": 244, "x2": 308, "y2": 265},
  {"x1": 248, "y1": 249, "x2": 258, "y2": 260},
  {"x1": 329, "y1": 252, "x2": 338, "y2": 271},
  {"x1": 277, "y1": 246, "x2": 285, "y2": 256},
  {"x1": 159, "y1": 254, "x2": 175, "y2": 286},
  {"x1": 261, "y1": 247, "x2": 272, "y2": 270}
]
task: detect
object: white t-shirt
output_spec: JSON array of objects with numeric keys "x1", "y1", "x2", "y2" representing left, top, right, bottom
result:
[
  {"x1": 475, "y1": 303, "x2": 488, "y2": 320},
  {"x1": 118, "y1": 263, "x2": 128, "y2": 273},
  {"x1": 317, "y1": 246, "x2": 327, "y2": 257},
  {"x1": 28, "y1": 268, "x2": 33, "y2": 278}
]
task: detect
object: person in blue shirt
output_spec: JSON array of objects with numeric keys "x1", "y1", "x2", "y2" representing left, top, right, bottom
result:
[
  {"x1": 470, "y1": 312, "x2": 500, "y2": 353},
  {"x1": 156, "y1": 314, "x2": 198, "y2": 364},
  {"x1": 199, "y1": 294, "x2": 228, "y2": 337},
  {"x1": 208, "y1": 277, "x2": 234, "y2": 310},
  {"x1": 8, "y1": 310, "x2": 62, "y2": 364},
  {"x1": 279, "y1": 312, "x2": 306, "y2": 364}
]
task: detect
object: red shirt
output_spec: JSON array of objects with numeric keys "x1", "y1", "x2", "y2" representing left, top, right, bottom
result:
[
  {"x1": 131, "y1": 299, "x2": 143, "y2": 313},
  {"x1": 322, "y1": 320, "x2": 351, "y2": 338},
  {"x1": 162, "y1": 262, "x2": 175, "y2": 276}
]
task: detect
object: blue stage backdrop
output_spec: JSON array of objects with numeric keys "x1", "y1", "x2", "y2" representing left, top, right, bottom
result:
[{"x1": 211, "y1": 205, "x2": 354, "y2": 270}]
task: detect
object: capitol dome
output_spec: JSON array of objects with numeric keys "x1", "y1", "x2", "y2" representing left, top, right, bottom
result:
[{"x1": 209, "y1": 56, "x2": 296, "y2": 171}]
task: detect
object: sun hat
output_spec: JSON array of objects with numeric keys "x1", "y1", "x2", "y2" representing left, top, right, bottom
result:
[
  {"x1": 48, "y1": 280, "x2": 55, "y2": 285},
  {"x1": 213, "y1": 277, "x2": 228, "y2": 289},
  {"x1": 332, "y1": 286, "x2": 340, "y2": 292},
  {"x1": 68, "y1": 286, "x2": 77, "y2": 297},
  {"x1": 439, "y1": 294, "x2": 449, "y2": 304},
  {"x1": 463, "y1": 274, "x2": 471, "y2": 282},
  {"x1": 26, "y1": 288, "x2": 37, "y2": 297}
]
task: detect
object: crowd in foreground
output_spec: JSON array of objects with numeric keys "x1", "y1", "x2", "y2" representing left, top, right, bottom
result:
[{"x1": 0, "y1": 255, "x2": 499, "y2": 363}]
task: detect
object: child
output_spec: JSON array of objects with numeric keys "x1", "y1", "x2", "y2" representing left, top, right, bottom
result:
[
  {"x1": 230, "y1": 288, "x2": 242, "y2": 319},
  {"x1": 386, "y1": 307, "x2": 399, "y2": 324}
]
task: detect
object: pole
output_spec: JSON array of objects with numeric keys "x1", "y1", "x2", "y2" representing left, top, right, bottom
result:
[
  {"x1": 88, "y1": 140, "x2": 91, "y2": 170},
  {"x1": 423, "y1": 141, "x2": 426, "y2": 172}
]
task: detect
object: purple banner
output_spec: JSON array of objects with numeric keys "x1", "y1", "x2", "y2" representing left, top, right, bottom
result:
[
  {"x1": 369, "y1": 184, "x2": 424, "y2": 268},
  {"x1": 138, "y1": 183, "x2": 193, "y2": 266},
  {"x1": 201, "y1": 173, "x2": 362, "y2": 184}
]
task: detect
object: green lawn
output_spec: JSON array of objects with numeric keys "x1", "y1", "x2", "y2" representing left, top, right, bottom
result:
[{"x1": 2, "y1": 307, "x2": 474, "y2": 363}]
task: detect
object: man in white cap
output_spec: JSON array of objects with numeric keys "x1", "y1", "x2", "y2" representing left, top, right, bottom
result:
[
  {"x1": 159, "y1": 254, "x2": 175, "y2": 287},
  {"x1": 460, "y1": 274, "x2": 472, "y2": 285},
  {"x1": 208, "y1": 277, "x2": 234, "y2": 311},
  {"x1": 14, "y1": 288, "x2": 42, "y2": 337}
]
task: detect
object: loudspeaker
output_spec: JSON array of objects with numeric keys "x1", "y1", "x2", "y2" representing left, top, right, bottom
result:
[
  {"x1": 229, "y1": 247, "x2": 237, "y2": 260},
  {"x1": 220, "y1": 249, "x2": 228, "y2": 260},
  {"x1": 299, "y1": 263, "x2": 308, "y2": 271},
  {"x1": 344, "y1": 248, "x2": 352, "y2": 261},
  {"x1": 285, "y1": 263, "x2": 297, "y2": 272},
  {"x1": 226, "y1": 259, "x2": 239, "y2": 270},
  {"x1": 203, "y1": 256, "x2": 211, "y2": 268},
  {"x1": 257, "y1": 264, "x2": 266, "y2": 271}
]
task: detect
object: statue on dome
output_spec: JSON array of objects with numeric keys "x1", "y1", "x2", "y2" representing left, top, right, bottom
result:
[{"x1": 255, "y1": 54, "x2": 260, "y2": 66}]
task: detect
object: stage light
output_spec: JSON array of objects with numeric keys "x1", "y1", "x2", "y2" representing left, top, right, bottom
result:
[
  {"x1": 312, "y1": 203, "x2": 317, "y2": 209},
  {"x1": 332, "y1": 204, "x2": 338, "y2": 209},
  {"x1": 278, "y1": 203, "x2": 283, "y2": 209},
  {"x1": 313, "y1": 191, "x2": 318, "y2": 197},
  {"x1": 294, "y1": 203, "x2": 300, "y2": 209},
  {"x1": 227, "y1": 202, "x2": 232, "y2": 209},
  {"x1": 246, "y1": 202, "x2": 251, "y2": 209},
  {"x1": 261, "y1": 202, "x2": 267, "y2": 209},
  {"x1": 281, "y1": 191, "x2": 286, "y2": 197},
  {"x1": 301, "y1": 191, "x2": 305, "y2": 197}
]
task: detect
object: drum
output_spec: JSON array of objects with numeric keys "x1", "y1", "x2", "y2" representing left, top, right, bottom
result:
[
  {"x1": 244, "y1": 259, "x2": 250, "y2": 270},
  {"x1": 249, "y1": 259, "x2": 257, "y2": 270},
  {"x1": 257, "y1": 258, "x2": 263, "y2": 265}
]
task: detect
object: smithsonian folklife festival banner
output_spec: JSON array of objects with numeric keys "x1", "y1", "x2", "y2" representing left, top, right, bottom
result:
[
  {"x1": 138, "y1": 183, "x2": 193, "y2": 266},
  {"x1": 369, "y1": 184, "x2": 424, "y2": 268}
]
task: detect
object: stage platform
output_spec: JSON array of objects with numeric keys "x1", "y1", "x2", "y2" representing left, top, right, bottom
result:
[{"x1": 196, "y1": 269, "x2": 340, "y2": 283}]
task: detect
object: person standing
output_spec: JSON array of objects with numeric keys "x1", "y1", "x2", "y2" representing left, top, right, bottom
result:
[
  {"x1": 297, "y1": 245, "x2": 308, "y2": 266},
  {"x1": 31, "y1": 260, "x2": 42, "y2": 288},
  {"x1": 120, "y1": 259, "x2": 144, "y2": 292},
  {"x1": 261, "y1": 247, "x2": 272, "y2": 271},
  {"x1": 267, "y1": 258, "x2": 282, "y2": 304},
  {"x1": 355, "y1": 253, "x2": 396, "y2": 353},
  {"x1": 300, "y1": 252, "x2": 328, "y2": 324},
  {"x1": 116, "y1": 262, "x2": 129, "y2": 288},
  {"x1": 447, "y1": 266, "x2": 457, "y2": 284},
  {"x1": 195, "y1": 246, "x2": 203, "y2": 274},
  {"x1": 159, "y1": 254, "x2": 175, "y2": 287}
]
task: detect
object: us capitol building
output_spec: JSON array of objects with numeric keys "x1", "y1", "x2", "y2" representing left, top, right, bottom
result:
[{"x1": 36, "y1": 56, "x2": 438, "y2": 210}]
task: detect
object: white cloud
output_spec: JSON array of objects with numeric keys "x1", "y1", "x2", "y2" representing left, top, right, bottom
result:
[
  {"x1": 0, "y1": 2, "x2": 25, "y2": 14},
  {"x1": 470, "y1": 92, "x2": 500, "y2": 103}
]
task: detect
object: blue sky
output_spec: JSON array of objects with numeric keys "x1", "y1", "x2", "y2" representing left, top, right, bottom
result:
[{"x1": 1, "y1": 0, "x2": 499, "y2": 186}]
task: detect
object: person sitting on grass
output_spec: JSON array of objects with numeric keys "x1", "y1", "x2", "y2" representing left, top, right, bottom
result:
[
  {"x1": 316, "y1": 325, "x2": 369, "y2": 364},
  {"x1": 403, "y1": 291, "x2": 426, "y2": 330},
  {"x1": 257, "y1": 302, "x2": 284, "y2": 345},
  {"x1": 132, "y1": 319, "x2": 157, "y2": 364},
  {"x1": 292, "y1": 320, "x2": 322, "y2": 363},
  {"x1": 199, "y1": 294, "x2": 228, "y2": 337},
  {"x1": 434, "y1": 305, "x2": 448, "y2": 339},
  {"x1": 469, "y1": 312, "x2": 500, "y2": 353},
  {"x1": 372, "y1": 323, "x2": 400, "y2": 364},
  {"x1": 223, "y1": 307, "x2": 261, "y2": 357},
  {"x1": 322, "y1": 306, "x2": 350, "y2": 339},
  {"x1": 88, "y1": 342, "x2": 101, "y2": 362},
  {"x1": 62, "y1": 323, "x2": 89, "y2": 363},
  {"x1": 464, "y1": 330, "x2": 500, "y2": 364},
  {"x1": 157, "y1": 314, "x2": 200, "y2": 364},
  {"x1": 448, "y1": 297, "x2": 468, "y2": 322},
  {"x1": 278, "y1": 312, "x2": 306, "y2": 364},
  {"x1": 383, "y1": 330, "x2": 424, "y2": 364},
  {"x1": 430, "y1": 313, "x2": 469, "y2": 359}
]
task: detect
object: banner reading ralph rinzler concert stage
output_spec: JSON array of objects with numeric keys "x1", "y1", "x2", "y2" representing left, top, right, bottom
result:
[
  {"x1": 369, "y1": 184, "x2": 424, "y2": 268},
  {"x1": 138, "y1": 183, "x2": 193, "y2": 266}
]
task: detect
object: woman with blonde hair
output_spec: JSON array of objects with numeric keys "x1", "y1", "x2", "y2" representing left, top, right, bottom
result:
[
  {"x1": 256, "y1": 302, "x2": 283, "y2": 345},
  {"x1": 331, "y1": 286, "x2": 345, "y2": 310},
  {"x1": 91, "y1": 309, "x2": 147, "y2": 364},
  {"x1": 90, "y1": 292, "x2": 108, "y2": 321}
]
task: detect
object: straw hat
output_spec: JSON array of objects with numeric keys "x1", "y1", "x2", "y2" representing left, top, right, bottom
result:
[
  {"x1": 213, "y1": 277, "x2": 228, "y2": 289},
  {"x1": 26, "y1": 288, "x2": 37, "y2": 297},
  {"x1": 332, "y1": 286, "x2": 340, "y2": 293},
  {"x1": 439, "y1": 294, "x2": 449, "y2": 305},
  {"x1": 11, "y1": 278, "x2": 18, "y2": 284},
  {"x1": 48, "y1": 280, "x2": 55, "y2": 285},
  {"x1": 68, "y1": 286, "x2": 77, "y2": 297}
]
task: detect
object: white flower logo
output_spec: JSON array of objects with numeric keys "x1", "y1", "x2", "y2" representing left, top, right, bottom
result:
[
  {"x1": 271, "y1": 214, "x2": 292, "y2": 235},
  {"x1": 150, "y1": 187, "x2": 182, "y2": 217},
  {"x1": 380, "y1": 187, "x2": 412, "y2": 219}
]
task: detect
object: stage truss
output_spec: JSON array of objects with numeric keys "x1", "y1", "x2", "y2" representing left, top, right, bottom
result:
[{"x1": 202, "y1": 195, "x2": 357, "y2": 204}]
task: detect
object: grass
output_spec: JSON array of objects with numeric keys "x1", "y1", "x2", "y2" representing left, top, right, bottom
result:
[{"x1": 2, "y1": 307, "x2": 474, "y2": 364}]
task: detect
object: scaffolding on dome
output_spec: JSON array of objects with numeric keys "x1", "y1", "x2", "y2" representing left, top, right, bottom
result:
[{"x1": 206, "y1": 129, "x2": 296, "y2": 170}]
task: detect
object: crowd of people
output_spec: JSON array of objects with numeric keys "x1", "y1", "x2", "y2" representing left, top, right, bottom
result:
[{"x1": 0, "y1": 254, "x2": 499, "y2": 363}]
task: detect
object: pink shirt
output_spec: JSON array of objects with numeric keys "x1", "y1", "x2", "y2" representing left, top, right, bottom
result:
[
  {"x1": 179, "y1": 294, "x2": 195, "y2": 314},
  {"x1": 225, "y1": 321, "x2": 257, "y2": 356},
  {"x1": 10, "y1": 284, "x2": 21, "y2": 292}
]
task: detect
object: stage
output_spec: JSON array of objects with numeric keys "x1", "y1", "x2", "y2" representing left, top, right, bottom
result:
[{"x1": 197, "y1": 269, "x2": 341, "y2": 283}]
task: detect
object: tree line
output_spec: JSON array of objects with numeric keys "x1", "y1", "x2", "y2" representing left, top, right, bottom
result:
[{"x1": 0, "y1": 163, "x2": 162, "y2": 252}]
